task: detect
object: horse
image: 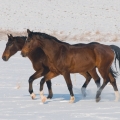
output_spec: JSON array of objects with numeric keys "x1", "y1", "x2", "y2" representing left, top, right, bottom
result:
[
  {"x1": 2, "y1": 34, "x2": 53, "y2": 99},
  {"x1": 21, "y1": 29, "x2": 120, "y2": 103},
  {"x1": 2, "y1": 34, "x2": 102, "y2": 100},
  {"x1": 2, "y1": 34, "x2": 100, "y2": 99}
]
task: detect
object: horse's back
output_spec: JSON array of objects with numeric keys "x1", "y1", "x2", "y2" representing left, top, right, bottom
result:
[
  {"x1": 93, "y1": 44, "x2": 114, "y2": 67},
  {"x1": 69, "y1": 43, "x2": 114, "y2": 69}
]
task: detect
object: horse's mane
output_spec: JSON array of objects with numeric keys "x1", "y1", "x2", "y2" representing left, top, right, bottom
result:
[
  {"x1": 13, "y1": 36, "x2": 27, "y2": 43},
  {"x1": 30, "y1": 32, "x2": 101, "y2": 47},
  {"x1": 14, "y1": 36, "x2": 26, "y2": 39},
  {"x1": 33, "y1": 32, "x2": 69, "y2": 45},
  {"x1": 72, "y1": 42, "x2": 100, "y2": 47}
]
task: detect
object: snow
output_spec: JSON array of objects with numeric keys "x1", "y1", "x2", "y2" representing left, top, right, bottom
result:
[
  {"x1": 0, "y1": 0, "x2": 120, "y2": 33},
  {"x1": 1, "y1": 41, "x2": 120, "y2": 120},
  {"x1": 0, "y1": 0, "x2": 120, "y2": 41},
  {"x1": 0, "y1": 0, "x2": 120, "y2": 119}
]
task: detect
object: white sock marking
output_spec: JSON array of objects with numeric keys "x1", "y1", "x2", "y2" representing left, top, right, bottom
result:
[
  {"x1": 30, "y1": 93, "x2": 36, "y2": 99},
  {"x1": 40, "y1": 90, "x2": 44, "y2": 99},
  {"x1": 69, "y1": 96, "x2": 75, "y2": 103},
  {"x1": 115, "y1": 91, "x2": 120, "y2": 102}
]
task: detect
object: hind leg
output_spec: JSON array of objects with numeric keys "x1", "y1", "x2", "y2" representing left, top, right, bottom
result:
[
  {"x1": 96, "y1": 80, "x2": 109, "y2": 102},
  {"x1": 88, "y1": 68, "x2": 101, "y2": 90},
  {"x1": 81, "y1": 72, "x2": 92, "y2": 97},
  {"x1": 46, "y1": 80, "x2": 53, "y2": 99},
  {"x1": 96, "y1": 68, "x2": 110, "y2": 102},
  {"x1": 109, "y1": 72, "x2": 120, "y2": 101},
  {"x1": 81, "y1": 68, "x2": 101, "y2": 97}
]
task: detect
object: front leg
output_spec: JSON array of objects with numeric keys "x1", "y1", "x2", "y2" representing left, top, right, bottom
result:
[
  {"x1": 40, "y1": 71, "x2": 58, "y2": 103},
  {"x1": 29, "y1": 70, "x2": 44, "y2": 99},
  {"x1": 63, "y1": 72, "x2": 75, "y2": 103},
  {"x1": 40, "y1": 78, "x2": 47, "y2": 103}
]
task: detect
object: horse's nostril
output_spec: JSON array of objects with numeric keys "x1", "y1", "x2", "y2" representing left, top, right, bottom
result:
[
  {"x1": 21, "y1": 52, "x2": 24, "y2": 57},
  {"x1": 2, "y1": 56, "x2": 7, "y2": 61},
  {"x1": 21, "y1": 52, "x2": 27, "y2": 57}
]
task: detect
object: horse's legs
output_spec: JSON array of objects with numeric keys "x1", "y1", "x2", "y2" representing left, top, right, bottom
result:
[
  {"x1": 40, "y1": 77, "x2": 46, "y2": 102},
  {"x1": 40, "y1": 71, "x2": 75, "y2": 103},
  {"x1": 62, "y1": 72, "x2": 75, "y2": 103},
  {"x1": 88, "y1": 68, "x2": 101, "y2": 89},
  {"x1": 40, "y1": 71, "x2": 58, "y2": 103},
  {"x1": 46, "y1": 80, "x2": 53, "y2": 99},
  {"x1": 81, "y1": 72, "x2": 92, "y2": 97},
  {"x1": 81, "y1": 68, "x2": 101, "y2": 97},
  {"x1": 109, "y1": 72, "x2": 120, "y2": 101},
  {"x1": 96, "y1": 68, "x2": 109, "y2": 102},
  {"x1": 28, "y1": 69, "x2": 52, "y2": 99}
]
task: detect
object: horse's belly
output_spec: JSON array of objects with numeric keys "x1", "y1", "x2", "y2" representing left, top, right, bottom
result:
[{"x1": 70, "y1": 62, "x2": 95, "y2": 73}]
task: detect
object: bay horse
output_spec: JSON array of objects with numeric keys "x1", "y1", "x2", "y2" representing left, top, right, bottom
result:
[
  {"x1": 21, "y1": 29, "x2": 120, "y2": 103},
  {"x1": 2, "y1": 34, "x2": 101, "y2": 99},
  {"x1": 2, "y1": 34, "x2": 53, "y2": 99}
]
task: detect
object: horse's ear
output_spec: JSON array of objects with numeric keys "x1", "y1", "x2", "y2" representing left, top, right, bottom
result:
[
  {"x1": 7, "y1": 34, "x2": 10, "y2": 38},
  {"x1": 10, "y1": 34, "x2": 13, "y2": 39},
  {"x1": 27, "y1": 29, "x2": 31, "y2": 34}
]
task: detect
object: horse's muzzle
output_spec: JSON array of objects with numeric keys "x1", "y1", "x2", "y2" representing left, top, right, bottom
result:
[
  {"x1": 2, "y1": 56, "x2": 8, "y2": 61},
  {"x1": 21, "y1": 52, "x2": 27, "y2": 57}
]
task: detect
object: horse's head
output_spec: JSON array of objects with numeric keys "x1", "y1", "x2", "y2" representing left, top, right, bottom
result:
[
  {"x1": 2, "y1": 34, "x2": 25, "y2": 61},
  {"x1": 21, "y1": 29, "x2": 40, "y2": 57}
]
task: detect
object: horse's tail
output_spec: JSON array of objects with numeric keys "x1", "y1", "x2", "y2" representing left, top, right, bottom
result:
[
  {"x1": 110, "y1": 45, "x2": 120, "y2": 71},
  {"x1": 110, "y1": 67, "x2": 118, "y2": 78}
]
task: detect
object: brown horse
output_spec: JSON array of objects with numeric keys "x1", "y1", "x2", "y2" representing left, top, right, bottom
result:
[
  {"x1": 21, "y1": 29, "x2": 120, "y2": 103},
  {"x1": 2, "y1": 34, "x2": 53, "y2": 99},
  {"x1": 2, "y1": 34, "x2": 103, "y2": 99},
  {"x1": 2, "y1": 34, "x2": 101, "y2": 99}
]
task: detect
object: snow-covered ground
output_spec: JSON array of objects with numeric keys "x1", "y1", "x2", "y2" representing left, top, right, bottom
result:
[
  {"x1": 0, "y1": 41, "x2": 120, "y2": 120},
  {"x1": 1, "y1": 0, "x2": 120, "y2": 119}
]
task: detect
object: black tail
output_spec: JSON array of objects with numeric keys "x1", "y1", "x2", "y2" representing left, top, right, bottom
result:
[
  {"x1": 110, "y1": 67, "x2": 118, "y2": 78},
  {"x1": 110, "y1": 45, "x2": 120, "y2": 72}
]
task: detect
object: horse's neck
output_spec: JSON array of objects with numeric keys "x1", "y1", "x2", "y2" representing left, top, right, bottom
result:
[
  {"x1": 42, "y1": 39, "x2": 68, "y2": 60},
  {"x1": 17, "y1": 39, "x2": 26, "y2": 50},
  {"x1": 27, "y1": 48, "x2": 46, "y2": 64},
  {"x1": 27, "y1": 49, "x2": 39, "y2": 63}
]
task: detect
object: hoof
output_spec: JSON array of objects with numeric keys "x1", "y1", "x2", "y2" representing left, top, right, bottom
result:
[
  {"x1": 114, "y1": 99, "x2": 119, "y2": 102},
  {"x1": 69, "y1": 96, "x2": 75, "y2": 103},
  {"x1": 30, "y1": 93, "x2": 36, "y2": 99},
  {"x1": 114, "y1": 98, "x2": 120, "y2": 102},
  {"x1": 41, "y1": 96, "x2": 47, "y2": 103},
  {"x1": 96, "y1": 97, "x2": 101, "y2": 102},
  {"x1": 82, "y1": 92, "x2": 86, "y2": 97},
  {"x1": 81, "y1": 87, "x2": 86, "y2": 97},
  {"x1": 47, "y1": 94, "x2": 53, "y2": 99}
]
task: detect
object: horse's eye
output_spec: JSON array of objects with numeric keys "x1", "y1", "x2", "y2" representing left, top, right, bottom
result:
[
  {"x1": 26, "y1": 39, "x2": 30, "y2": 42},
  {"x1": 6, "y1": 42, "x2": 13, "y2": 46}
]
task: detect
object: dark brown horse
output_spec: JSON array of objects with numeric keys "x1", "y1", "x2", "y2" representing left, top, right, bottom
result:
[
  {"x1": 21, "y1": 29, "x2": 120, "y2": 103},
  {"x1": 2, "y1": 34, "x2": 103, "y2": 100},
  {"x1": 2, "y1": 34, "x2": 53, "y2": 99}
]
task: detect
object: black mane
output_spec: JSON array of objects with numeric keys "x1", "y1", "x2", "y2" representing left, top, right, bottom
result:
[
  {"x1": 14, "y1": 36, "x2": 26, "y2": 43},
  {"x1": 32, "y1": 32, "x2": 69, "y2": 45},
  {"x1": 14, "y1": 36, "x2": 26, "y2": 40}
]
